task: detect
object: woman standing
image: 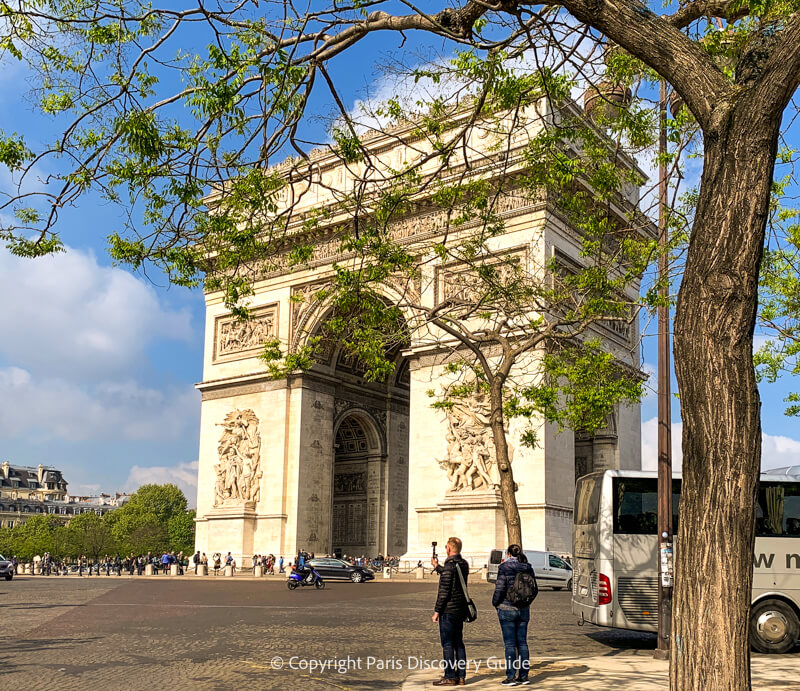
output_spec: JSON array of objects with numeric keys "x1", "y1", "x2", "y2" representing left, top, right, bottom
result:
[{"x1": 491, "y1": 544, "x2": 538, "y2": 686}]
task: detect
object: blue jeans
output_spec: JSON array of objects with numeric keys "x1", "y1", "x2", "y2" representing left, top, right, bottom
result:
[
  {"x1": 497, "y1": 605, "x2": 530, "y2": 681},
  {"x1": 438, "y1": 613, "x2": 467, "y2": 680}
]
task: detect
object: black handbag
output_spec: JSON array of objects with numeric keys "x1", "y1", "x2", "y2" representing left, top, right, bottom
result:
[{"x1": 455, "y1": 563, "x2": 478, "y2": 623}]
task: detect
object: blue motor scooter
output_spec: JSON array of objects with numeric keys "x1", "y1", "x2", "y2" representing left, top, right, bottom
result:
[{"x1": 287, "y1": 565, "x2": 325, "y2": 590}]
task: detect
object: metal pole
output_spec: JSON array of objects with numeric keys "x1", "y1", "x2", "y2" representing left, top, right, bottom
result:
[{"x1": 654, "y1": 79, "x2": 674, "y2": 661}]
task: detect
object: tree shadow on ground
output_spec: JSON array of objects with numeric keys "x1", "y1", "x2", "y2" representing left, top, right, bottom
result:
[
  {"x1": 585, "y1": 630, "x2": 657, "y2": 652},
  {"x1": 530, "y1": 660, "x2": 591, "y2": 682},
  {"x1": 0, "y1": 636, "x2": 100, "y2": 674}
]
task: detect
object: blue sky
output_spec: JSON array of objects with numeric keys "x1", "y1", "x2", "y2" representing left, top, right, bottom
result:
[{"x1": 1, "y1": 11, "x2": 798, "y2": 505}]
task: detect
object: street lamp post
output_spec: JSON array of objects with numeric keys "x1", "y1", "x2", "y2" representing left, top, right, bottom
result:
[{"x1": 654, "y1": 79, "x2": 674, "y2": 661}]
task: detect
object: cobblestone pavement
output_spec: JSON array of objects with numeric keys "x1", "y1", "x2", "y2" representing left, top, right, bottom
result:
[{"x1": 0, "y1": 574, "x2": 785, "y2": 690}]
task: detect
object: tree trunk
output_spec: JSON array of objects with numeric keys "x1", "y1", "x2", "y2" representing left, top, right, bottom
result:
[
  {"x1": 672, "y1": 101, "x2": 781, "y2": 690},
  {"x1": 489, "y1": 383, "x2": 522, "y2": 547}
]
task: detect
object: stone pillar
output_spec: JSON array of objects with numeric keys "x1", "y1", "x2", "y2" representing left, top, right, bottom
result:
[
  {"x1": 415, "y1": 566, "x2": 424, "y2": 580},
  {"x1": 382, "y1": 566, "x2": 392, "y2": 579},
  {"x1": 33, "y1": 563, "x2": 41, "y2": 575},
  {"x1": 145, "y1": 564, "x2": 154, "y2": 576},
  {"x1": 295, "y1": 387, "x2": 335, "y2": 556},
  {"x1": 198, "y1": 564, "x2": 208, "y2": 576},
  {"x1": 367, "y1": 455, "x2": 387, "y2": 555},
  {"x1": 224, "y1": 565, "x2": 234, "y2": 577},
  {"x1": 170, "y1": 563, "x2": 179, "y2": 576},
  {"x1": 253, "y1": 565, "x2": 263, "y2": 577},
  {"x1": 16, "y1": 564, "x2": 23, "y2": 575},
  {"x1": 480, "y1": 566, "x2": 488, "y2": 581}
]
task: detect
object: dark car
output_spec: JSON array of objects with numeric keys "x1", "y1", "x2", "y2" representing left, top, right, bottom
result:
[
  {"x1": 308, "y1": 558, "x2": 374, "y2": 583},
  {"x1": 0, "y1": 554, "x2": 14, "y2": 581}
]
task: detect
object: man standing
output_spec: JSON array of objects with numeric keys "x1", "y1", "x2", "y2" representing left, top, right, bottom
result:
[
  {"x1": 193, "y1": 551, "x2": 200, "y2": 574},
  {"x1": 431, "y1": 536, "x2": 469, "y2": 686}
]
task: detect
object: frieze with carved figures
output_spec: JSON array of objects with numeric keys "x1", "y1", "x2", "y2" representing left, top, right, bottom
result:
[{"x1": 213, "y1": 305, "x2": 277, "y2": 362}]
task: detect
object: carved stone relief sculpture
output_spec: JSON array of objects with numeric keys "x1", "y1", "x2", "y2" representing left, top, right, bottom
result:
[
  {"x1": 213, "y1": 409, "x2": 263, "y2": 506},
  {"x1": 213, "y1": 306, "x2": 277, "y2": 361},
  {"x1": 439, "y1": 392, "x2": 513, "y2": 493}
]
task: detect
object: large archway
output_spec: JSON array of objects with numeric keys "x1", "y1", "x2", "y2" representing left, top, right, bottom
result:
[
  {"x1": 290, "y1": 297, "x2": 411, "y2": 559},
  {"x1": 332, "y1": 413, "x2": 384, "y2": 557}
]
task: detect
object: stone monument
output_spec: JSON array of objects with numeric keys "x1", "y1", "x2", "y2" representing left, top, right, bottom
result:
[{"x1": 193, "y1": 99, "x2": 646, "y2": 564}]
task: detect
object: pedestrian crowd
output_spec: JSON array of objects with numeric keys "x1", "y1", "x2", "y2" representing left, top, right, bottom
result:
[{"x1": 17, "y1": 551, "x2": 191, "y2": 576}]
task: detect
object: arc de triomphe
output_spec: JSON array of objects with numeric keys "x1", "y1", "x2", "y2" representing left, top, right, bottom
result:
[{"x1": 193, "y1": 101, "x2": 646, "y2": 564}]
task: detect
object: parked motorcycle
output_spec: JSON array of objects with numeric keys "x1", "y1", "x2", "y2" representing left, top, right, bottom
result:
[{"x1": 287, "y1": 566, "x2": 325, "y2": 590}]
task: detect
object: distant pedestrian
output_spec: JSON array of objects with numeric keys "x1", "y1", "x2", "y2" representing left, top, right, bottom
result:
[
  {"x1": 279, "y1": 556, "x2": 284, "y2": 574},
  {"x1": 492, "y1": 545, "x2": 538, "y2": 686},
  {"x1": 193, "y1": 551, "x2": 201, "y2": 575},
  {"x1": 431, "y1": 537, "x2": 470, "y2": 686}
]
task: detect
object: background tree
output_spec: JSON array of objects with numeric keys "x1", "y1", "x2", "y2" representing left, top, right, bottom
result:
[
  {"x1": 67, "y1": 512, "x2": 115, "y2": 560},
  {"x1": 0, "y1": 514, "x2": 59, "y2": 561},
  {"x1": 167, "y1": 509, "x2": 196, "y2": 554},
  {"x1": 0, "y1": 485, "x2": 193, "y2": 559},
  {"x1": 122, "y1": 484, "x2": 188, "y2": 525},
  {"x1": 105, "y1": 483, "x2": 191, "y2": 554},
  {"x1": 755, "y1": 196, "x2": 800, "y2": 415},
  {"x1": 2, "y1": 1, "x2": 800, "y2": 688}
]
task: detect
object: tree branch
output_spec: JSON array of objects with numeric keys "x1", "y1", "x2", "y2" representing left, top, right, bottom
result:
[
  {"x1": 753, "y1": 14, "x2": 800, "y2": 112},
  {"x1": 557, "y1": 0, "x2": 732, "y2": 129},
  {"x1": 667, "y1": 0, "x2": 749, "y2": 29}
]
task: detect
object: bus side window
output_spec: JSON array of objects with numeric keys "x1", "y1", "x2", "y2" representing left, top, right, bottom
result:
[
  {"x1": 613, "y1": 477, "x2": 681, "y2": 535},
  {"x1": 757, "y1": 482, "x2": 800, "y2": 536}
]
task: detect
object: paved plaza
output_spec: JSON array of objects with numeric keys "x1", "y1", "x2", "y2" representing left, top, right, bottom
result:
[{"x1": 0, "y1": 575, "x2": 797, "y2": 689}]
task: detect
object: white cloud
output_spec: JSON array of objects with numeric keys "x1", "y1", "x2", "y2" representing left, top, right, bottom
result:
[
  {"x1": 0, "y1": 365, "x2": 198, "y2": 442},
  {"x1": 761, "y1": 434, "x2": 800, "y2": 471},
  {"x1": 640, "y1": 416, "x2": 683, "y2": 472},
  {"x1": 124, "y1": 460, "x2": 198, "y2": 507},
  {"x1": 0, "y1": 247, "x2": 193, "y2": 380},
  {"x1": 640, "y1": 361, "x2": 657, "y2": 400},
  {"x1": 641, "y1": 416, "x2": 800, "y2": 473},
  {"x1": 67, "y1": 482, "x2": 102, "y2": 496}
]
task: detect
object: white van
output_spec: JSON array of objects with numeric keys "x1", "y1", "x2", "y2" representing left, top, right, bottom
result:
[{"x1": 488, "y1": 549, "x2": 573, "y2": 590}]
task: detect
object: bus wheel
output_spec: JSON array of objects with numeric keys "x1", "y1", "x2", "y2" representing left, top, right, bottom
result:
[{"x1": 750, "y1": 599, "x2": 800, "y2": 654}]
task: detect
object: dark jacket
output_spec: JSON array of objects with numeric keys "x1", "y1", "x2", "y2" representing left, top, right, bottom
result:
[
  {"x1": 434, "y1": 554, "x2": 470, "y2": 617},
  {"x1": 492, "y1": 557, "x2": 536, "y2": 608}
]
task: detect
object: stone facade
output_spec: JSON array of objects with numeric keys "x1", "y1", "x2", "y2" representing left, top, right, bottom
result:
[
  {"x1": 0, "y1": 462, "x2": 116, "y2": 528},
  {"x1": 193, "y1": 100, "x2": 647, "y2": 564}
]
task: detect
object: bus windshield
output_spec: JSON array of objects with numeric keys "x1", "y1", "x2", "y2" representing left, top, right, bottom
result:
[
  {"x1": 575, "y1": 474, "x2": 602, "y2": 525},
  {"x1": 612, "y1": 477, "x2": 681, "y2": 534}
]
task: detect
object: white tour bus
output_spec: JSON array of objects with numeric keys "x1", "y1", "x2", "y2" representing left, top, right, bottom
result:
[{"x1": 571, "y1": 469, "x2": 800, "y2": 654}]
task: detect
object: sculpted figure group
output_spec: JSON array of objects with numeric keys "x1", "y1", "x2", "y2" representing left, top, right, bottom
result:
[
  {"x1": 217, "y1": 314, "x2": 274, "y2": 356},
  {"x1": 214, "y1": 409, "x2": 263, "y2": 506},
  {"x1": 440, "y1": 393, "x2": 512, "y2": 493}
]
